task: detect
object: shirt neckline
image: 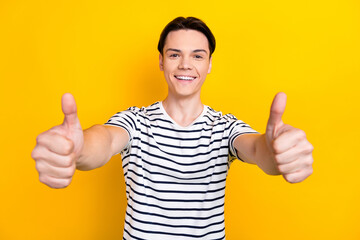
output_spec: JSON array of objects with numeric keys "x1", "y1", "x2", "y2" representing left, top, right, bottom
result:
[{"x1": 159, "y1": 101, "x2": 208, "y2": 129}]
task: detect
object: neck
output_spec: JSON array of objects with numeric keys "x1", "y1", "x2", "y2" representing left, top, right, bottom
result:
[{"x1": 162, "y1": 94, "x2": 204, "y2": 127}]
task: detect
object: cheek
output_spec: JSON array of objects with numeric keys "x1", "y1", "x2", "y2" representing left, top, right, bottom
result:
[
  {"x1": 197, "y1": 64, "x2": 210, "y2": 75},
  {"x1": 163, "y1": 61, "x2": 177, "y2": 72}
]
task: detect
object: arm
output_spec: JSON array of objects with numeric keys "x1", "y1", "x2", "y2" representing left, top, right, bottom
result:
[
  {"x1": 233, "y1": 93, "x2": 314, "y2": 183},
  {"x1": 76, "y1": 125, "x2": 129, "y2": 171}
]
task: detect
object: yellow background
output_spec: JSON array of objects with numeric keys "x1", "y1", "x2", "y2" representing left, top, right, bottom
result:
[{"x1": 1, "y1": 0, "x2": 359, "y2": 239}]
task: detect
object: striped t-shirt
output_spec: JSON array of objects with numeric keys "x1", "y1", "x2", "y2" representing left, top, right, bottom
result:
[{"x1": 104, "y1": 101, "x2": 258, "y2": 240}]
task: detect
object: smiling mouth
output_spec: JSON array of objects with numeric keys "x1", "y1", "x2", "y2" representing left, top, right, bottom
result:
[{"x1": 174, "y1": 75, "x2": 197, "y2": 81}]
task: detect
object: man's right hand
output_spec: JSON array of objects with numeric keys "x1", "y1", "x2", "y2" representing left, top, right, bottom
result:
[{"x1": 31, "y1": 93, "x2": 84, "y2": 188}]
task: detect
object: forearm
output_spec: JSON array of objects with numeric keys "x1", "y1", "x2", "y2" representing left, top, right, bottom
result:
[
  {"x1": 235, "y1": 134, "x2": 281, "y2": 175},
  {"x1": 253, "y1": 134, "x2": 281, "y2": 175},
  {"x1": 76, "y1": 124, "x2": 114, "y2": 171}
]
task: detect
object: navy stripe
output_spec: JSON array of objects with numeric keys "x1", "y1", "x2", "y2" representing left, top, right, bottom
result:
[
  {"x1": 147, "y1": 112, "x2": 163, "y2": 117},
  {"x1": 139, "y1": 120, "x2": 244, "y2": 133},
  {"x1": 127, "y1": 149, "x2": 229, "y2": 167},
  {"x1": 143, "y1": 116, "x2": 173, "y2": 124},
  {"x1": 134, "y1": 146, "x2": 229, "y2": 167},
  {"x1": 203, "y1": 114, "x2": 218, "y2": 122},
  {"x1": 124, "y1": 218, "x2": 225, "y2": 238},
  {"x1": 136, "y1": 136, "x2": 227, "y2": 149},
  {"x1": 121, "y1": 115, "x2": 135, "y2": 130},
  {"x1": 140, "y1": 113, "x2": 231, "y2": 128},
  {"x1": 140, "y1": 157, "x2": 228, "y2": 175},
  {"x1": 134, "y1": 140, "x2": 229, "y2": 158},
  {"x1": 192, "y1": 120, "x2": 226, "y2": 127},
  {"x1": 139, "y1": 138, "x2": 229, "y2": 155},
  {"x1": 126, "y1": 204, "x2": 224, "y2": 220},
  {"x1": 127, "y1": 193, "x2": 225, "y2": 212},
  {"x1": 137, "y1": 129, "x2": 224, "y2": 142},
  {"x1": 128, "y1": 158, "x2": 227, "y2": 180},
  {"x1": 123, "y1": 228, "x2": 225, "y2": 240},
  {"x1": 126, "y1": 168, "x2": 226, "y2": 186},
  {"x1": 127, "y1": 176, "x2": 226, "y2": 194},
  {"x1": 128, "y1": 184, "x2": 225, "y2": 203},
  {"x1": 123, "y1": 228, "x2": 148, "y2": 240},
  {"x1": 144, "y1": 106, "x2": 160, "y2": 112},
  {"x1": 151, "y1": 131, "x2": 220, "y2": 141},
  {"x1": 125, "y1": 210, "x2": 225, "y2": 228},
  {"x1": 127, "y1": 161, "x2": 228, "y2": 180}
]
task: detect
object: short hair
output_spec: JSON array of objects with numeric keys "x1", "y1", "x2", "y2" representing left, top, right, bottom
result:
[{"x1": 157, "y1": 17, "x2": 216, "y2": 57}]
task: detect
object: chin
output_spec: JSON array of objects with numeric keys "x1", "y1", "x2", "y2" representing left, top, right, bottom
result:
[{"x1": 173, "y1": 90, "x2": 200, "y2": 98}]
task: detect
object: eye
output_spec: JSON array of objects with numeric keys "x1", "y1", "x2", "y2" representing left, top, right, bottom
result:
[
  {"x1": 194, "y1": 55, "x2": 203, "y2": 59},
  {"x1": 169, "y1": 53, "x2": 180, "y2": 58}
]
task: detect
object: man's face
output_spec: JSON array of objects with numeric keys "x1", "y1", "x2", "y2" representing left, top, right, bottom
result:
[{"x1": 159, "y1": 29, "x2": 212, "y2": 99}]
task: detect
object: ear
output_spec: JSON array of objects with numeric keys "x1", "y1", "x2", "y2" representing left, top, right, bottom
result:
[
  {"x1": 207, "y1": 56, "x2": 212, "y2": 74},
  {"x1": 159, "y1": 53, "x2": 164, "y2": 71}
]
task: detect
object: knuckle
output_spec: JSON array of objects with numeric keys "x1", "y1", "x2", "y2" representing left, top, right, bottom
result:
[
  {"x1": 36, "y1": 133, "x2": 44, "y2": 146},
  {"x1": 35, "y1": 136, "x2": 40, "y2": 144},
  {"x1": 287, "y1": 176, "x2": 298, "y2": 184},
  {"x1": 67, "y1": 178, "x2": 73, "y2": 186},
  {"x1": 284, "y1": 174, "x2": 299, "y2": 183},
  {"x1": 39, "y1": 174, "x2": 71, "y2": 189},
  {"x1": 54, "y1": 182, "x2": 66, "y2": 189},
  {"x1": 31, "y1": 149, "x2": 39, "y2": 160},
  {"x1": 36, "y1": 133, "x2": 43, "y2": 144},
  {"x1": 272, "y1": 141, "x2": 281, "y2": 154},
  {"x1": 298, "y1": 129, "x2": 306, "y2": 139},
  {"x1": 63, "y1": 155, "x2": 74, "y2": 167},
  {"x1": 38, "y1": 174, "x2": 48, "y2": 184},
  {"x1": 306, "y1": 158, "x2": 314, "y2": 167},
  {"x1": 308, "y1": 143, "x2": 314, "y2": 153},
  {"x1": 62, "y1": 178, "x2": 72, "y2": 188},
  {"x1": 63, "y1": 140, "x2": 74, "y2": 155},
  {"x1": 63, "y1": 159, "x2": 71, "y2": 168},
  {"x1": 273, "y1": 155, "x2": 282, "y2": 164},
  {"x1": 36, "y1": 130, "x2": 52, "y2": 144},
  {"x1": 64, "y1": 167, "x2": 75, "y2": 178},
  {"x1": 35, "y1": 161, "x2": 49, "y2": 174},
  {"x1": 277, "y1": 164, "x2": 285, "y2": 173},
  {"x1": 35, "y1": 162, "x2": 42, "y2": 173},
  {"x1": 70, "y1": 164, "x2": 76, "y2": 175}
]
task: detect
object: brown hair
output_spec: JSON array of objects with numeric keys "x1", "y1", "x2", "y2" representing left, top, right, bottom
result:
[{"x1": 157, "y1": 17, "x2": 216, "y2": 57}]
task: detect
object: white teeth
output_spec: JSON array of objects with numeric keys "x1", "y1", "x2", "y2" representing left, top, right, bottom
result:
[{"x1": 175, "y1": 75, "x2": 196, "y2": 80}]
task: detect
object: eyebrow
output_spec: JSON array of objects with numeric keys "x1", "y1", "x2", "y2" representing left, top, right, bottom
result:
[{"x1": 165, "y1": 48, "x2": 208, "y2": 54}]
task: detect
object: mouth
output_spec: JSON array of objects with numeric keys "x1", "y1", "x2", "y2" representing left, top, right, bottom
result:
[{"x1": 174, "y1": 75, "x2": 197, "y2": 81}]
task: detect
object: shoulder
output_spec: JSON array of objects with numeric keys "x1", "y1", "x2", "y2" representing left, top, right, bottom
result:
[
  {"x1": 204, "y1": 105, "x2": 239, "y2": 123},
  {"x1": 121, "y1": 101, "x2": 161, "y2": 116}
]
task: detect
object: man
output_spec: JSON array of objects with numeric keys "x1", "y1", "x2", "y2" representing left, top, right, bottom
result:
[{"x1": 32, "y1": 17, "x2": 313, "y2": 239}]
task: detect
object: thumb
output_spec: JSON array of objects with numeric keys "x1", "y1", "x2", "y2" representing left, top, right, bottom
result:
[
  {"x1": 61, "y1": 93, "x2": 80, "y2": 128},
  {"x1": 266, "y1": 92, "x2": 287, "y2": 137}
]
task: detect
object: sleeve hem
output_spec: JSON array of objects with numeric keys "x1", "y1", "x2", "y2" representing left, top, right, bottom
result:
[
  {"x1": 104, "y1": 122, "x2": 132, "y2": 154},
  {"x1": 230, "y1": 131, "x2": 260, "y2": 162}
]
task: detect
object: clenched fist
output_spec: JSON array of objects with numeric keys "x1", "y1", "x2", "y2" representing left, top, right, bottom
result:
[
  {"x1": 31, "y1": 93, "x2": 84, "y2": 188},
  {"x1": 266, "y1": 92, "x2": 314, "y2": 183}
]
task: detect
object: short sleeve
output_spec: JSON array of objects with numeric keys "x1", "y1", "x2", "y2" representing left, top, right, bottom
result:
[
  {"x1": 104, "y1": 106, "x2": 139, "y2": 152},
  {"x1": 226, "y1": 114, "x2": 259, "y2": 163}
]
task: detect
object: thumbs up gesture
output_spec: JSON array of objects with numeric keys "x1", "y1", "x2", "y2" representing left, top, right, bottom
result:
[
  {"x1": 31, "y1": 93, "x2": 84, "y2": 188},
  {"x1": 265, "y1": 93, "x2": 314, "y2": 183}
]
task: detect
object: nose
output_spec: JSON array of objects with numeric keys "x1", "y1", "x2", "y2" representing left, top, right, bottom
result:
[{"x1": 178, "y1": 56, "x2": 193, "y2": 70}]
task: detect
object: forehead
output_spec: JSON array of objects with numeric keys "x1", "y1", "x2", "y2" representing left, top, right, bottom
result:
[{"x1": 164, "y1": 29, "x2": 209, "y2": 52}]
